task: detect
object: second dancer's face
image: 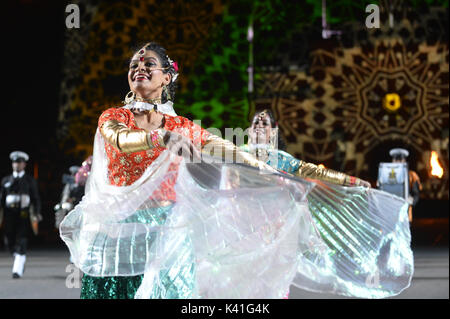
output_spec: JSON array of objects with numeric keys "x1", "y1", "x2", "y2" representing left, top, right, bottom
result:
[
  {"x1": 128, "y1": 49, "x2": 171, "y2": 100},
  {"x1": 250, "y1": 113, "x2": 272, "y2": 145}
]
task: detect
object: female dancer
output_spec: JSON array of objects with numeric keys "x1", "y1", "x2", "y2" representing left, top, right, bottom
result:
[
  {"x1": 242, "y1": 109, "x2": 370, "y2": 187},
  {"x1": 61, "y1": 42, "x2": 271, "y2": 299},
  {"x1": 60, "y1": 43, "x2": 413, "y2": 299},
  {"x1": 242, "y1": 109, "x2": 413, "y2": 298}
]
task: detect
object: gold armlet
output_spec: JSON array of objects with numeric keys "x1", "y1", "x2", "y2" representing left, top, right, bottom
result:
[
  {"x1": 202, "y1": 135, "x2": 263, "y2": 168},
  {"x1": 295, "y1": 161, "x2": 347, "y2": 185},
  {"x1": 100, "y1": 120, "x2": 166, "y2": 153}
]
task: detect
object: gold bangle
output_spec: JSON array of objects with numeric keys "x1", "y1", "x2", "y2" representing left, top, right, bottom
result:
[{"x1": 295, "y1": 161, "x2": 347, "y2": 185}]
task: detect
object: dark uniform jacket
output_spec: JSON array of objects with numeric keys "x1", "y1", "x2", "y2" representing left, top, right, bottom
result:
[{"x1": 1, "y1": 173, "x2": 41, "y2": 215}]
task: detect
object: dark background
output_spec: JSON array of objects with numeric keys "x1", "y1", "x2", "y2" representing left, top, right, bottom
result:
[{"x1": 1, "y1": 0, "x2": 70, "y2": 246}]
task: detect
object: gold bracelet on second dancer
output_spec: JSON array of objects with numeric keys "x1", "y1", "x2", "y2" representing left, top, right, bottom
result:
[{"x1": 295, "y1": 161, "x2": 362, "y2": 186}]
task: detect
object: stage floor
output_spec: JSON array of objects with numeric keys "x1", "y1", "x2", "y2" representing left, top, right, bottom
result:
[{"x1": 0, "y1": 246, "x2": 447, "y2": 299}]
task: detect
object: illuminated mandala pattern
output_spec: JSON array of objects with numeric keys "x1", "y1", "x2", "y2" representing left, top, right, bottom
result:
[{"x1": 255, "y1": 3, "x2": 448, "y2": 199}]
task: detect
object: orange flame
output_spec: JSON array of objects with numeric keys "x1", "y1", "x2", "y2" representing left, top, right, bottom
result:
[
  {"x1": 430, "y1": 151, "x2": 444, "y2": 178},
  {"x1": 318, "y1": 164, "x2": 325, "y2": 169}
]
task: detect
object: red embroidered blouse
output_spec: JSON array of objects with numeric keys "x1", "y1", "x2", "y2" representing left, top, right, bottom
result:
[{"x1": 98, "y1": 107, "x2": 210, "y2": 202}]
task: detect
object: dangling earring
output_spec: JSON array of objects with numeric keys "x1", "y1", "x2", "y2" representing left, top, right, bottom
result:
[
  {"x1": 123, "y1": 91, "x2": 135, "y2": 104},
  {"x1": 163, "y1": 85, "x2": 171, "y2": 101}
]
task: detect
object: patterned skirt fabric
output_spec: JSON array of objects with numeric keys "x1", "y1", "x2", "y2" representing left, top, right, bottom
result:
[
  {"x1": 80, "y1": 274, "x2": 143, "y2": 299},
  {"x1": 78, "y1": 205, "x2": 197, "y2": 299},
  {"x1": 80, "y1": 245, "x2": 196, "y2": 300}
]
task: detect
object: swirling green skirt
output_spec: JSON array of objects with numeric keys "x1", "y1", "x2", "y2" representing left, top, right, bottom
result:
[{"x1": 80, "y1": 274, "x2": 144, "y2": 299}]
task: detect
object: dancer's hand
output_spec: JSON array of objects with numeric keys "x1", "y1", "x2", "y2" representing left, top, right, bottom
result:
[
  {"x1": 357, "y1": 179, "x2": 371, "y2": 188},
  {"x1": 164, "y1": 131, "x2": 201, "y2": 162},
  {"x1": 345, "y1": 176, "x2": 371, "y2": 188}
]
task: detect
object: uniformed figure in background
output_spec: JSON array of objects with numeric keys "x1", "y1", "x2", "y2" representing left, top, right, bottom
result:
[
  {"x1": 71, "y1": 156, "x2": 93, "y2": 208},
  {"x1": 55, "y1": 157, "x2": 91, "y2": 264},
  {"x1": 390, "y1": 148, "x2": 422, "y2": 222},
  {"x1": 0, "y1": 151, "x2": 41, "y2": 278},
  {"x1": 54, "y1": 165, "x2": 80, "y2": 229}
]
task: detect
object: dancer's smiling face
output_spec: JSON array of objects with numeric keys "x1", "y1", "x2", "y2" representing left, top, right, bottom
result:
[
  {"x1": 250, "y1": 112, "x2": 272, "y2": 145},
  {"x1": 128, "y1": 49, "x2": 171, "y2": 100}
]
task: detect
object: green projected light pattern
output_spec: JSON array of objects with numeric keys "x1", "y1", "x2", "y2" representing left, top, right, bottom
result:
[{"x1": 175, "y1": 0, "x2": 381, "y2": 131}]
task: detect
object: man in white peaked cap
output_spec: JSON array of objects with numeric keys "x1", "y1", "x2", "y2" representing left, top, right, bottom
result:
[{"x1": 1, "y1": 151, "x2": 41, "y2": 278}]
